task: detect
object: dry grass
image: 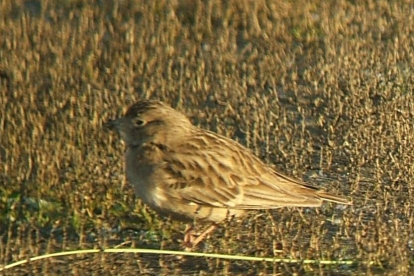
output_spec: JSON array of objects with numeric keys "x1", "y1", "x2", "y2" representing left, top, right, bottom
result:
[{"x1": 1, "y1": 0, "x2": 414, "y2": 275}]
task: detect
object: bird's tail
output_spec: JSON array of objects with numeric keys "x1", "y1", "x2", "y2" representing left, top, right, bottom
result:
[{"x1": 317, "y1": 190, "x2": 352, "y2": 205}]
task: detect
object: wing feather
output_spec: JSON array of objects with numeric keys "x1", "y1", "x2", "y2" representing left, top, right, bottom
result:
[{"x1": 159, "y1": 131, "x2": 350, "y2": 209}]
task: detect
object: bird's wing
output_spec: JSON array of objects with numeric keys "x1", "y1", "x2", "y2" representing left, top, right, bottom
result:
[
  {"x1": 160, "y1": 134, "x2": 349, "y2": 209},
  {"x1": 161, "y1": 148, "x2": 244, "y2": 208}
]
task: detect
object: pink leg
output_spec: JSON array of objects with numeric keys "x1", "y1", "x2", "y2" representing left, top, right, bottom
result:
[{"x1": 183, "y1": 223, "x2": 218, "y2": 249}]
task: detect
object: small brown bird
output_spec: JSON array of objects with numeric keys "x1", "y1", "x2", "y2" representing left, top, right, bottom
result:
[{"x1": 105, "y1": 100, "x2": 351, "y2": 247}]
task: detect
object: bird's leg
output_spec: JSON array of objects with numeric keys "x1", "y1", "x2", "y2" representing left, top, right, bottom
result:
[
  {"x1": 190, "y1": 223, "x2": 217, "y2": 247},
  {"x1": 182, "y1": 223, "x2": 218, "y2": 249},
  {"x1": 183, "y1": 224, "x2": 194, "y2": 247}
]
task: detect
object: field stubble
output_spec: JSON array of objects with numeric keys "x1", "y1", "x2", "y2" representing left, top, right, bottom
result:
[{"x1": 1, "y1": 0, "x2": 414, "y2": 275}]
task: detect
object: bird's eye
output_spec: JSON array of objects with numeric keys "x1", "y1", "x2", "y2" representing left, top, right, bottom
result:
[{"x1": 132, "y1": 118, "x2": 146, "y2": 127}]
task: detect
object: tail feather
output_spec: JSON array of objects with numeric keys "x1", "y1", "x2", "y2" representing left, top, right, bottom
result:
[{"x1": 317, "y1": 190, "x2": 352, "y2": 205}]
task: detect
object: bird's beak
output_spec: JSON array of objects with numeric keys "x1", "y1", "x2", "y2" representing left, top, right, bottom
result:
[
  {"x1": 104, "y1": 118, "x2": 121, "y2": 131},
  {"x1": 104, "y1": 117, "x2": 136, "y2": 146}
]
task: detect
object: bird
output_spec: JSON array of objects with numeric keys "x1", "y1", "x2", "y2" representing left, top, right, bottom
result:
[{"x1": 105, "y1": 100, "x2": 351, "y2": 248}]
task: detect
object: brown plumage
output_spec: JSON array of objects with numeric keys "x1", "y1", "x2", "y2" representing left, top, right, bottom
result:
[{"x1": 105, "y1": 100, "x2": 351, "y2": 247}]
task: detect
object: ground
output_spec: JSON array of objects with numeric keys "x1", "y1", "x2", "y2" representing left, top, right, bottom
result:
[{"x1": 1, "y1": 0, "x2": 414, "y2": 275}]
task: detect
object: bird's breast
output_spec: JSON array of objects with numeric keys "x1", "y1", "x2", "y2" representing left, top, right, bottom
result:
[{"x1": 125, "y1": 146, "x2": 168, "y2": 208}]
